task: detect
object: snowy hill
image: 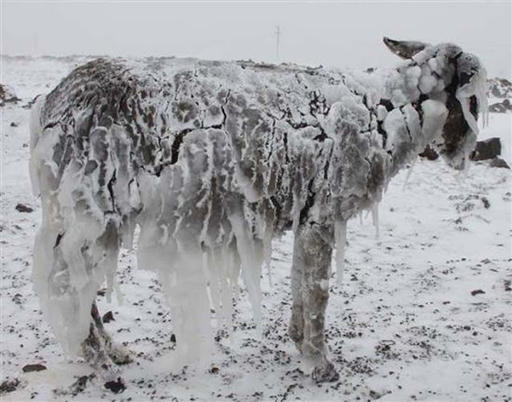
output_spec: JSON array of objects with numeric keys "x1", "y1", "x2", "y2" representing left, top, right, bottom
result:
[
  {"x1": 1, "y1": 56, "x2": 511, "y2": 401},
  {"x1": 487, "y1": 77, "x2": 512, "y2": 113},
  {"x1": 488, "y1": 77, "x2": 512, "y2": 99}
]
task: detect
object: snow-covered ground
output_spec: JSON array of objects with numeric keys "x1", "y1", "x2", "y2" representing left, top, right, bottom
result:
[{"x1": 1, "y1": 56, "x2": 511, "y2": 401}]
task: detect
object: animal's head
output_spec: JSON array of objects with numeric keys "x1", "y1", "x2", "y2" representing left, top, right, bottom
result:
[{"x1": 384, "y1": 37, "x2": 488, "y2": 170}]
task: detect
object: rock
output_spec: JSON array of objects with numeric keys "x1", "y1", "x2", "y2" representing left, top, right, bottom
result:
[
  {"x1": 470, "y1": 289, "x2": 486, "y2": 296},
  {"x1": 0, "y1": 378, "x2": 20, "y2": 394},
  {"x1": 369, "y1": 390, "x2": 384, "y2": 399},
  {"x1": 487, "y1": 77, "x2": 512, "y2": 99},
  {"x1": 10, "y1": 122, "x2": 18, "y2": 127},
  {"x1": 470, "y1": 138, "x2": 501, "y2": 161},
  {"x1": 0, "y1": 84, "x2": 21, "y2": 107},
  {"x1": 15, "y1": 203, "x2": 34, "y2": 213},
  {"x1": 104, "y1": 378, "x2": 126, "y2": 394},
  {"x1": 22, "y1": 363, "x2": 47, "y2": 373},
  {"x1": 419, "y1": 144, "x2": 439, "y2": 160},
  {"x1": 489, "y1": 157, "x2": 510, "y2": 169},
  {"x1": 420, "y1": 138, "x2": 505, "y2": 163},
  {"x1": 102, "y1": 311, "x2": 115, "y2": 323},
  {"x1": 488, "y1": 99, "x2": 512, "y2": 113},
  {"x1": 12, "y1": 293, "x2": 23, "y2": 304}
]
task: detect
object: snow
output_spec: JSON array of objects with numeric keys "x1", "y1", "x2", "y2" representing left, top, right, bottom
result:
[{"x1": 1, "y1": 54, "x2": 511, "y2": 401}]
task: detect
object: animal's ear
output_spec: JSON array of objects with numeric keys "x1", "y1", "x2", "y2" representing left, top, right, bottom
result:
[{"x1": 383, "y1": 37, "x2": 428, "y2": 59}]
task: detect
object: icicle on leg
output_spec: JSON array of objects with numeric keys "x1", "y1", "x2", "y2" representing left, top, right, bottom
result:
[
  {"x1": 371, "y1": 203, "x2": 380, "y2": 240},
  {"x1": 402, "y1": 157, "x2": 417, "y2": 190},
  {"x1": 334, "y1": 219, "x2": 347, "y2": 286}
]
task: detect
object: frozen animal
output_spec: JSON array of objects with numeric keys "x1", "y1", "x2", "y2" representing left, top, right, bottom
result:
[{"x1": 29, "y1": 37, "x2": 487, "y2": 387}]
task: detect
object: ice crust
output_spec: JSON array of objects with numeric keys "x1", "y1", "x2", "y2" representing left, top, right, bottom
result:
[{"x1": 29, "y1": 45, "x2": 488, "y2": 358}]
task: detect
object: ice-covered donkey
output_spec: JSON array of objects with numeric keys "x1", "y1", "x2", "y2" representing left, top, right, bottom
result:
[{"x1": 30, "y1": 37, "x2": 487, "y2": 386}]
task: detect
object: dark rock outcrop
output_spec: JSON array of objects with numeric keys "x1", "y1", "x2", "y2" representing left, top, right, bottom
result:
[
  {"x1": 22, "y1": 363, "x2": 47, "y2": 373},
  {"x1": 0, "y1": 84, "x2": 20, "y2": 107},
  {"x1": 489, "y1": 157, "x2": 510, "y2": 169},
  {"x1": 470, "y1": 137, "x2": 502, "y2": 161},
  {"x1": 487, "y1": 77, "x2": 512, "y2": 99},
  {"x1": 15, "y1": 203, "x2": 34, "y2": 213},
  {"x1": 489, "y1": 98, "x2": 512, "y2": 113}
]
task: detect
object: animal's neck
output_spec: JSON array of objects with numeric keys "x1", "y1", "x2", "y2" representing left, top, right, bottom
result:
[{"x1": 376, "y1": 69, "x2": 448, "y2": 177}]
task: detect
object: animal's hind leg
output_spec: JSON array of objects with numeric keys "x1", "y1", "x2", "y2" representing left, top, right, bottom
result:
[
  {"x1": 85, "y1": 301, "x2": 131, "y2": 366},
  {"x1": 292, "y1": 222, "x2": 339, "y2": 383},
  {"x1": 83, "y1": 220, "x2": 132, "y2": 366},
  {"x1": 289, "y1": 235, "x2": 305, "y2": 351}
]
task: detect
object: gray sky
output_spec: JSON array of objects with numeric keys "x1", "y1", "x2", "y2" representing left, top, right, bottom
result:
[{"x1": 2, "y1": 1, "x2": 511, "y2": 78}]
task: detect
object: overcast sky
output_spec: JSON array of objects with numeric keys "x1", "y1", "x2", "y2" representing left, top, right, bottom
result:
[{"x1": 2, "y1": 1, "x2": 511, "y2": 78}]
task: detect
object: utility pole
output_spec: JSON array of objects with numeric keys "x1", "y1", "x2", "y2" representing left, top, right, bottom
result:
[{"x1": 275, "y1": 25, "x2": 281, "y2": 62}]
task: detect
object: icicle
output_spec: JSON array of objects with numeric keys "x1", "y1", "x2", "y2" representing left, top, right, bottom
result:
[
  {"x1": 334, "y1": 219, "x2": 347, "y2": 286},
  {"x1": 163, "y1": 252, "x2": 214, "y2": 367},
  {"x1": 263, "y1": 227, "x2": 274, "y2": 288},
  {"x1": 371, "y1": 202, "x2": 380, "y2": 240},
  {"x1": 359, "y1": 212, "x2": 363, "y2": 225},
  {"x1": 203, "y1": 251, "x2": 220, "y2": 314},
  {"x1": 364, "y1": 209, "x2": 371, "y2": 220},
  {"x1": 106, "y1": 270, "x2": 114, "y2": 304},
  {"x1": 476, "y1": 67, "x2": 489, "y2": 128},
  {"x1": 456, "y1": 93, "x2": 479, "y2": 136},
  {"x1": 221, "y1": 245, "x2": 239, "y2": 341},
  {"x1": 462, "y1": 153, "x2": 471, "y2": 179},
  {"x1": 113, "y1": 276, "x2": 124, "y2": 305},
  {"x1": 402, "y1": 157, "x2": 417, "y2": 190},
  {"x1": 228, "y1": 213, "x2": 263, "y2": 323},
  {"x1": 455, "y1": 62, "x2": 489, "y2": 136}
]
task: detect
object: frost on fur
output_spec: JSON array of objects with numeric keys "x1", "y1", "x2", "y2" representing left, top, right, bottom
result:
[{"x1": 30, "y1": 39, "x2": 488, "y2": 375}]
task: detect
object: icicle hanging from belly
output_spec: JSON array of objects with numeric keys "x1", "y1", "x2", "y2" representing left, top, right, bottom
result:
[
  {"x1": 402, "y1": 157, "x2": 417, "y2": 190},
  {"x1": 371, "y1": 202, "x2": 380, "y2": 240},
  {"x1": 229, "y1": 213, "x2": 263, "y2": 323},
  {"x1": 334, "y1": 219, "x2": 347, "y2": 286},
  {"x1": 263, "y1": 226, "x2": 274, "y2": 288}
]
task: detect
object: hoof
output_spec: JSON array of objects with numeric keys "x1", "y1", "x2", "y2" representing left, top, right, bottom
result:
[{"x1": 312, "y1": 361, "x2": 339, "y2": 383}]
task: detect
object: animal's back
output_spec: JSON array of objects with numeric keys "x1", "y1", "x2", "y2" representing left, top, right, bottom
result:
[{"x1": 32, "y1": 56, "x2": 367, "y2": 220}]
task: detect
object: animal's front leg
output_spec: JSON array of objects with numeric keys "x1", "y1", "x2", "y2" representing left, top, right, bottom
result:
[
  {"x1": 289, "y1": 235, "x2": 305, "y2": 351},
  {"x1": 293, "y1": 222, "x2": 339, "y2": 383}
]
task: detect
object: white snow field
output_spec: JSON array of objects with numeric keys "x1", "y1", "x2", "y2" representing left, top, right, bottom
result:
[{"x1": 1, "y1": 56, "x2": 511, "y2": 401}]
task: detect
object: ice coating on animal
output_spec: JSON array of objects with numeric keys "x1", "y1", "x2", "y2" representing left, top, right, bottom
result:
[{"x1": 29, "y1": 37, "x2": 488, "y2": 384}]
